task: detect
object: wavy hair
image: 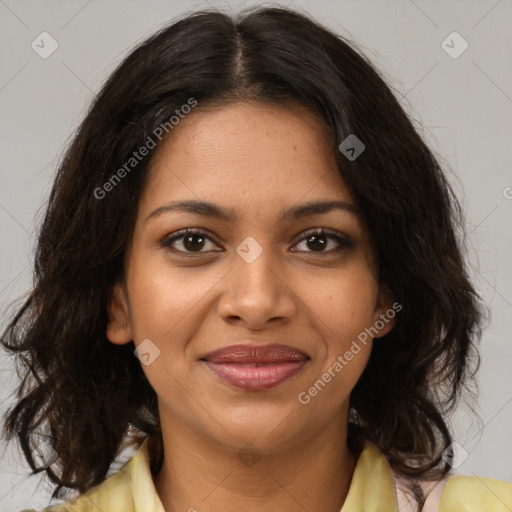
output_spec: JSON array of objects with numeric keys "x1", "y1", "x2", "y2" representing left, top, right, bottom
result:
[{"x1": 1, "y1": 6, "x2": 483, "y2": 509}]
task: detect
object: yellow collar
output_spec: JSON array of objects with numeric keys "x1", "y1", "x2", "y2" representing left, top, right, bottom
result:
[
  {"x1": 125, "y1": 437, "x2": 398, "y2": 512},
  {"x1": 60, "y1": 435, "x2": 512, "y2": 511}
]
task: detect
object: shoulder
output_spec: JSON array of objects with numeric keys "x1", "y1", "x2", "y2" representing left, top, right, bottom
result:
[
  {"x1": 394, "y1": 463, "x2": 512, "y2": 512},
  {"x1": 29, "y1": 465, "x2": 134, "y2": 512},
  {"x1": 439, "y1": 474, "x2": 512, "y2": 511},
  {"x1": 20, "y1": 437, "x2": 156, "y2": 512}
]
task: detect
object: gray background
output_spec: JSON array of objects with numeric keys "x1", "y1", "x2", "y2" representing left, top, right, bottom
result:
[{"x1": 1, "y1": 0, "x2": 511, "y2": 510}]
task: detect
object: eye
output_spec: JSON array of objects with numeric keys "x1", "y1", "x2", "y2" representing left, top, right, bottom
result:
[
  {"x1": 160, "y1": 228, "x2": 222, "y2": 255},
  {"x1": 160, "y1": 227, "x2": 353, "y2": 256},
  {"x1": 292, "y1": 228, "x2": 353, "y2": 254}
]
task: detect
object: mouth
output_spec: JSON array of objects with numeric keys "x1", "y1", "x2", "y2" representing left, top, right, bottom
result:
[{"x1": 200, "y1": 343, "x2": 310, "y2": 391}]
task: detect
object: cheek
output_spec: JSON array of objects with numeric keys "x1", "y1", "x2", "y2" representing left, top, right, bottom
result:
[
  {"x1": 296, "y1": 272, "x2": 376, "y2": 413},
  {"x1": 126, "y1": 250, "x2": 217, "y2": 341},
  {"x1": 303, "y1": 266, "x2": 379, "y2": 345},
  {"x1": 297, "y1": 265, "x2": 378, "y2": 397}
]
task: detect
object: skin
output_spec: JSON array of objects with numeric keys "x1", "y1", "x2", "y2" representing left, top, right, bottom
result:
[{"x1": 106, "y1": 100, "x2": 395, "y2": 512}]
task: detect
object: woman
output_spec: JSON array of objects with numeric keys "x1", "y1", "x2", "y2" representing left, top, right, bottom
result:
[{"x1": 3, "y1": 6, "x2": 511, "y2": 512}]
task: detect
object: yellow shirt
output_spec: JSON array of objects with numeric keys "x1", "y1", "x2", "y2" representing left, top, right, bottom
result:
[{"x1": 24, "y1": 437, "x2": 512, "y2": 512}]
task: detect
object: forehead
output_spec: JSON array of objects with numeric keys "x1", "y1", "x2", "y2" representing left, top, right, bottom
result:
[{"x1": 140, "y1": 101, "x2": 354, "y2": 218}]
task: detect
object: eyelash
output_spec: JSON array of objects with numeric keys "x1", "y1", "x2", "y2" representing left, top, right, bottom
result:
[{"x1": 160, "y1": 227, "x2": 353, "y2": 256}]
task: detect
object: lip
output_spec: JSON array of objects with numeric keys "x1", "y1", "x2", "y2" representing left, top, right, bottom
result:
[
  {"x1": 200, "y1": 343, "x2": 310, "y2": 391},
  {"x1": 202, "y1": 343, "x2": 309, "y2": 364}
]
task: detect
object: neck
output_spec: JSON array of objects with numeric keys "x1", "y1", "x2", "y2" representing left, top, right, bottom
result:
[{"x1": 154, "y1": 410, "x2": 358, "y2": 512}]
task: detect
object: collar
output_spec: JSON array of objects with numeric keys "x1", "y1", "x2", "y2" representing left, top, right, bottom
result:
[{"x1": 126, "y1": 437, "x2": 398, "y2": 512}]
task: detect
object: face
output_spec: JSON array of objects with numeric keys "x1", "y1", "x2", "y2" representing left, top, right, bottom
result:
[{"x1": 106, "y1": 101, "x2": 395, "y2": 452}]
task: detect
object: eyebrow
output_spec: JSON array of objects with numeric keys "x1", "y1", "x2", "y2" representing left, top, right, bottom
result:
[{"x1": 144, "y1": 199, "x2": 359, "y2": 223}]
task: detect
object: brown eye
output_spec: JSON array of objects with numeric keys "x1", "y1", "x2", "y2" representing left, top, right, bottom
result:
[
  {"x1": 305, "y1": 234, "x2": 327, "y2": 252},
  {"x1": 293, "y1": 228, "x2": 353, "y2": 254},
  {"x1": 160, "y1": 229, "x2": 222, "y2": 254},
  {"x1": 182, "y1": 233, "x2": 206, "y2": 252}
]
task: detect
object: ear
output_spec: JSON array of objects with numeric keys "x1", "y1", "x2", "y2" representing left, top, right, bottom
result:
[
  {"x1": 106, "y1": 281, "x2": 133, "y2": 345},
  {"x1": 371, "y1": 285, "x2": 399, "y2": 339}
]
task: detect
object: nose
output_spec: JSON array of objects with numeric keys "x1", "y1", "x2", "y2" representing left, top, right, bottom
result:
[{"x1": 216, "y1": 237, "x2": 298, "y2": 329}]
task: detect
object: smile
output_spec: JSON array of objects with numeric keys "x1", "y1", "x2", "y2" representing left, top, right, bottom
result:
[{"x1": 202, "y1": 360, "x2": 309, "y2": 391}]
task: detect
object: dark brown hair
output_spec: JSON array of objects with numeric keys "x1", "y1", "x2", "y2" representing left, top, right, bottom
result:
[{"x1": 1, "y1": 6, "x2": 482, "y2": 509}]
